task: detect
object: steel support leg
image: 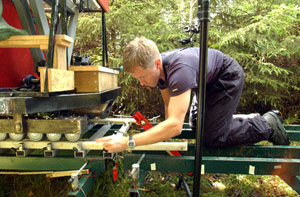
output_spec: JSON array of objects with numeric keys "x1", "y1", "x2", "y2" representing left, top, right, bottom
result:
[
  {"x1": 177, "y1": 176, "x2": 192, "y2": 197},
  {"x1": 68, "y1": 172, "x2": 95, "y2": 197}
]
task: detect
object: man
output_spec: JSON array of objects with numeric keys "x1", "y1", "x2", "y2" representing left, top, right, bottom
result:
[{"x1": 96, "y1": 36, "x2": 290, "y2": 152}]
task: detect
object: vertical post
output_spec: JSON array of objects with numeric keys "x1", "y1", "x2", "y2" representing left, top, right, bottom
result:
[
  {"x1": 47, "y1": 0, "x2": 59, "y2": 69},
  {"x1": 193, "y1": 0, "x2": 210, "y2": 196},
  {"x1": 60, "y1": 0, "x2": 68, "y2": 67},
  {"x1": 101, "y1": 10, "x2": 106, "y2": 67},
  {"x1": 45, "y1": 0, "x2": 59, "y2": 92}
]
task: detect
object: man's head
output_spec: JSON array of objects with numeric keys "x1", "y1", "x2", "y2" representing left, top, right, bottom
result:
[{"x1": 123, "y1": 37, "x2": 162, "y2": 87}]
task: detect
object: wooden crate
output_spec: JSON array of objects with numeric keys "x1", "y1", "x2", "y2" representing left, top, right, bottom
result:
[
  {"x1": 0, "y1": 35, "x2": 75, "y2": 92},
  {"x1": 69, "y1": 66, "x2": 119, "y2": 93},
  {"x1": 39, "y1": 68, "x2": 74, "y2": 92}
]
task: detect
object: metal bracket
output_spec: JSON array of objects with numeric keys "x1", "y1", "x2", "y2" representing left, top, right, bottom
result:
[
  {"x1": 129, "y1": 153, "x2": 145, "y2": 180},
  {"x1": 128, "y1": 153, "x2": 146, "y2": 197},
  {"x1": 69, "y1": 161, "x2": 90, "y2": 191},
  {"x1": 13, "y1": 114, "x2": 25, "y2": 134},
  {"x1": 101, "y1": 122, "x2": 131, "y2": 159},
  {"x1": 15, "y1": 143, "x2": 32, "y2": 157},
  {"x1": 103, "y1": 151, "x2": 114, "y2": 160},
  {"x1": 43, "y1": 143, "x2": 57, "y2": 157},
  {"x1": 73, "y1": 143, "x2": 86, "y2": 158},
  {"x1": 114, "y1": 122, "x2": 131, "y2": 136}
]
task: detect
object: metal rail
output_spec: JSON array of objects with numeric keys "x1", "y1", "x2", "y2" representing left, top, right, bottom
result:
[{"x1": 0, "y1": 140, "x2": 188, "y2": 151}]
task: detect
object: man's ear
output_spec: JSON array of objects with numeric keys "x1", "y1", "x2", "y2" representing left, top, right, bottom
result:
[{"x1": 155, "y1": 58, "x2": 162, "y2": 68}]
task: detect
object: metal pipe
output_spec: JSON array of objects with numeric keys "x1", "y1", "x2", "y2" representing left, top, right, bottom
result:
[
  {"x1": 102, "y1": 10, "x2": 108, "y2": 67},
  {"x1": 182, "y1": 176, "x2": 192, "y2": 197},
  {"x1": 0, "y1": 140, "x2": 187, "y2": 151},
  {"x1": 193, "y1": 0, "x2": 210, "y2": 196},
  {"x1": 47, "y1": 0, "x2": 59, "y2": 69},
  {"x1": 128, "y1": 153, "x2": 145, "y2": 179}
]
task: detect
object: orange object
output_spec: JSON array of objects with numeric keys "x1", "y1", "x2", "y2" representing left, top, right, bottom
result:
[
  {"x1": 112, "y1": 162, "x2": 118, "y2": 182},
  {"x1": 98, "y1": 0, "x2": 109, "y2": 13}
]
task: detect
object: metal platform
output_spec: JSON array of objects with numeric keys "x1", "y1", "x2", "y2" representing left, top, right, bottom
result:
[
  {"x1": 0, "y1": 88, "x2": 120, "y2": 114},
  {"x1": 124, "y1": 124, "x2": 300, "y2": 194},
  {"x1": 0, "y1": 120, "x2": 300, "y2": 195}
]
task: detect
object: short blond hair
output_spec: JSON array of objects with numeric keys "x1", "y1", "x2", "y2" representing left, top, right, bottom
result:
[{"x1": 123, "y1": 37, "x2": 160, "y2": 73}]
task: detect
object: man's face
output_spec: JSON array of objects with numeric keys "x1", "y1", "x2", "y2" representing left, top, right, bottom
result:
[{"x1": 129, "y1": 63, "x2": 160, "y2": 87}]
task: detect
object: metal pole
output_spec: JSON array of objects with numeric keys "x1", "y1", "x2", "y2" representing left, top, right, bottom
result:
[
  {"x1": 47, "y1": 0, "x2": 59, "y2": 69},
  {"x1": 101, "y1": 10, "x2": 106, "y2": 67},
  {"x1": 45, "y1": 0, "x2": 59, "y2": 92},
  {"x1": 193, "y1": 0, "x2": 210, "y2": 196}
]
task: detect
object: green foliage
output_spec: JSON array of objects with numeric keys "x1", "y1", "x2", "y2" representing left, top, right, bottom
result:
[
  {"x1": 0, "y1": 174, "x2": 70, "y2": 196},
  {"x1": 75, "y1": 0, "x2": 190, "y2": 116},
  {"x1": 74, "y1": 1, "x2": 300, "y2": 121},
  {"x1": 209, "y1": 3, "x2": 300, "y2": 117}
]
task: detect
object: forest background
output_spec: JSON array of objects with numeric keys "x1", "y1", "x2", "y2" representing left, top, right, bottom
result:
[
  {"x1": 1, "y1": 0, "x2": 300, "y2": 196},
  {"x1": 75, "y1": 0, "x2": 300, "y2": 123},
  {"x1": 0, "y1": 0, "x2": 300, "y2": 196}
]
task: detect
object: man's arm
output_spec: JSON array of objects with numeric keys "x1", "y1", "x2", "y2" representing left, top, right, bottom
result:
[
  {"x1": 96, "y1": 89, "x2": 191, "y2": 152},
  {"x1": 160, "y1": 88, "x2": 170, "y2": 119}
]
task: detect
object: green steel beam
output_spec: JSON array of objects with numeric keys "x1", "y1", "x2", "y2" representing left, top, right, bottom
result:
[
  {"x1": 124, "y1": 154, "x2": 300, "y2": 176},
  {"x1": 201, "y1": 145, "x2": 300, "y2": 158},
  {"x1": 286, "y1": 131, "x2": 300, "y2": 141},
  {"x1": 285, "y1": 125, "x2": 300, "y2": 131}
]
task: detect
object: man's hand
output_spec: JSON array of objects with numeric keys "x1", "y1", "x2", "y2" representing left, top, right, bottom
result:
[{"x1": 96, "y1": 134, "x2": 128, "y2": 152}]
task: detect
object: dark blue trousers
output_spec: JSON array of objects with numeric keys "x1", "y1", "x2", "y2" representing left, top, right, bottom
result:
[{"x1": 189, "y1": 55, "x2": 271, "y2": 147}]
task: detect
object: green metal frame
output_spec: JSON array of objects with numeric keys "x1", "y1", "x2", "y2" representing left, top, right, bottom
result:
[{"x1": 124, "y1": 125, "x2": 300, "y2": 194}]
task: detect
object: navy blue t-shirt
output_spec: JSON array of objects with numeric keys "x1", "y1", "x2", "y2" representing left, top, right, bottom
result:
[{"x1": 157, "y1": 48, "x2": 224, "y2": 96}]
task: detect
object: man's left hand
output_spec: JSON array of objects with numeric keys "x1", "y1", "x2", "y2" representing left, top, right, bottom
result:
[{"x1": 96, "y1": 135, "x2": 128, "y2": 152}]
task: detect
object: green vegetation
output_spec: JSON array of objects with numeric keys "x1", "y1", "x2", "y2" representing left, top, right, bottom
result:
[
  {"x1": 1, "y1": 0, "x2": 300, "y2": 196},
  {"x1": 75, "y1": 0, "x2": 300, "y2": 121}
]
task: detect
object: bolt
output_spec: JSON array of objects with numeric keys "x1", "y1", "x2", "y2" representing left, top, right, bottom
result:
[{"x1": 15, "y1": 123, "x2": 22, "y2": 132}]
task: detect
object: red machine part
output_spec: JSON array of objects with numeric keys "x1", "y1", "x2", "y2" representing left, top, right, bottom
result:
[
  {"x1": 0, "y1": 0, "x2": 38, "y2": 88},
  {"x1": 112, "y1": 162, "x2": 118, "y2": 182},
  {"x1": 131, "y1": 110, "x2": 194, "y2": 175},
  {"x1": 131, "y1": 110, "x2": 182, "y2": 156}
]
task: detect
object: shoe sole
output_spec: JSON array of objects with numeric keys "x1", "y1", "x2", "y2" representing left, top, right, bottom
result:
[{"x1": 268, "y1": 111, "x2": 290, "y2": 145}]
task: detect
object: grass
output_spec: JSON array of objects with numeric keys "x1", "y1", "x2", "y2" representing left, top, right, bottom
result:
[{"x1": 0, "y1": 174, "x2": 70, "y2": 196}]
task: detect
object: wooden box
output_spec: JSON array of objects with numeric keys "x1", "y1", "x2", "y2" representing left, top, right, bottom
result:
[
  {"x1": 39, "y1": 68, "x2": 75, "y2": 92},
  {"x1": 69, "y1": 66, "x2": 119, "y2": 93}
]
